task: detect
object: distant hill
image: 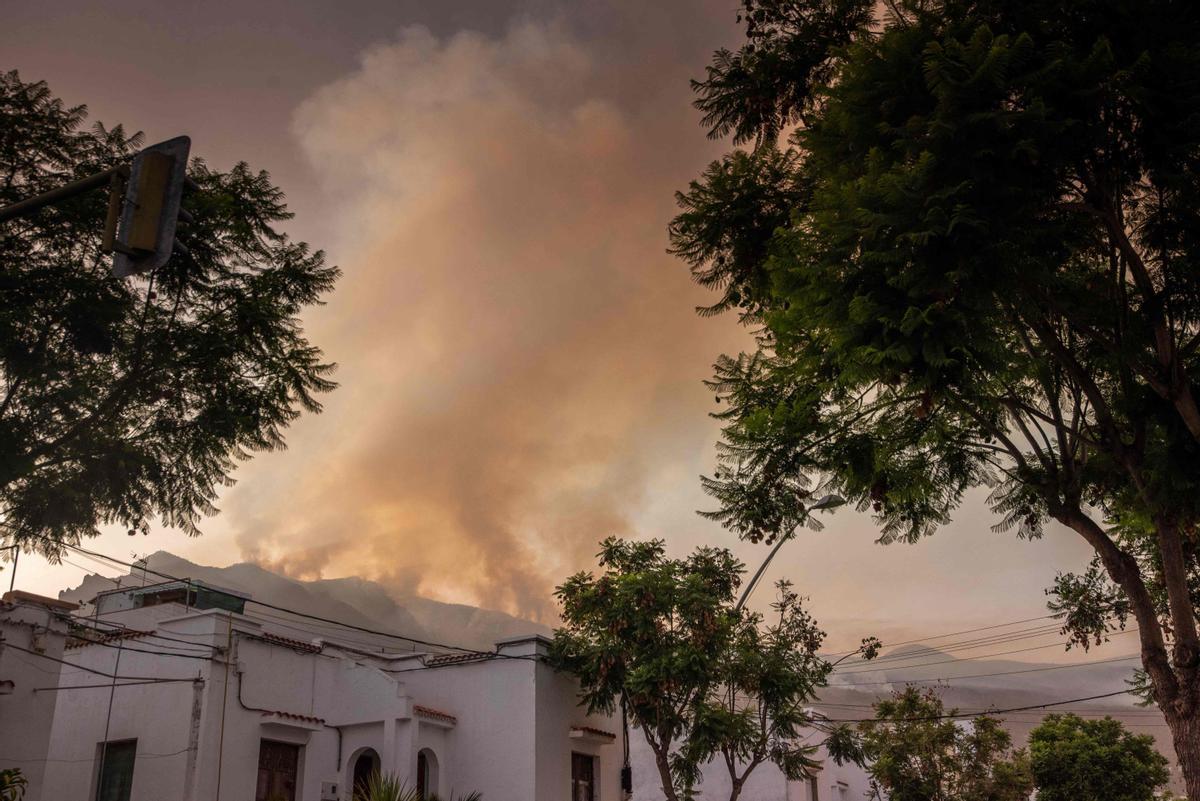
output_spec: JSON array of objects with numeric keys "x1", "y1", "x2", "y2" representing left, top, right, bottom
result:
[{"x1": 58, "y1": 550, "x2": 550, "y2": 652}]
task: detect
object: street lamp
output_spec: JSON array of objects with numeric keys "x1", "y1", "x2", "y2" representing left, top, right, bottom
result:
[{"x1": 734, "y1": 494, "x2": 845, "y2": 611}]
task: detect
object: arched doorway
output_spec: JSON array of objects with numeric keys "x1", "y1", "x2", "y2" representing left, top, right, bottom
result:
[
  {"x1": 350, "y1": 748, "x2": 380, "y2": 796},
  {"x1": 416, "y1": 748, "x2": 439, "y2": 799}
]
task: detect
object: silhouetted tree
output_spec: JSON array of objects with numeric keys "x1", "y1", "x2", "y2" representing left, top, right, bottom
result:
[
  {"x1": 0, "y1": 71, "x2": 338, "y2": 557},
  {"x1": 672, "y1": 1, "x2": 1200, "y2": 793}
]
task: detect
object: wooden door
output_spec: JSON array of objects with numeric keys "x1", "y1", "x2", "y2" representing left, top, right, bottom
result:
[
  {"x1": 256, "y1": 740, "x2": 299, "y2": 801},
  {"x1": 571, "y1": 753, "x2": 595, "y2": 801}
]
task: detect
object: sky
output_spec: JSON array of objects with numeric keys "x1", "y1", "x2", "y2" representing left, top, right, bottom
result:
[{"x1": 2, "y1": 0, "x2": 1103, "y2": 655}]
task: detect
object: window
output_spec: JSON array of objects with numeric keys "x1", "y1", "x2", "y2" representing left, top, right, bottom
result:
[
  {"x1": 571, "y1": 753, "x2": 595, "y2": 801},
  {"x1": 95, "y1": 739, "x2": 137, "y2": 801},
  {"x1": 256, "y1": 740, "x2": 300, "y2": 801}
]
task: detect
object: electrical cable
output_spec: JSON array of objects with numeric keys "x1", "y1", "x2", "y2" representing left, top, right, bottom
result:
[
  {"x1": 64, "y1": 634, "x2": 216, "y2": 662},
  {"x1": 42, "y1": 537, "x2": 532, "y2": 661},
  {"x1": 832, "y1": 629, "x2": 1139, "y2": 676},
  {"x1": 822, "y1": 614, "x2": 1062, "y2": 659},
  {"x1": 60, "y1": 614, "x2": 220, "y2": 654},
  {"x1": 827, "y1": 652, "x2": 1143, "y2": 688},
  {"x1": 831, "y1": 622, "x2": 1071, "y2": 667},
  {"x1": 821, "y1": 689, "x2": 1137, "y2": 723},
  {"x1": 0, "y1": 640, "x2": 198, "y2": 683}
]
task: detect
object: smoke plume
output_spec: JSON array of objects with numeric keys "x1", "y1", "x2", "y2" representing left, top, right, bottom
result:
[{"x1": 229, "y1": 10, "x2": 743, "y2": 619}]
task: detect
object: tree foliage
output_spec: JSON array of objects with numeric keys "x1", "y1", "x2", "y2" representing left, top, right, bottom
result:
[
  {"x1": 0, "y1": 71, "x2": 338, "y2": 556},
  {"x1": 852, "y1": 687, "x2": 1033, "y2": 801},
  {"x1": 1029, "y1": 713, "x2": 1170, "y2": 801},
  {"x1": 672, "y1": 0, "x2": 1200, "y2": 790},
  {"x1": 550, "y1": 538, "x2": 853, "y2": 801}
]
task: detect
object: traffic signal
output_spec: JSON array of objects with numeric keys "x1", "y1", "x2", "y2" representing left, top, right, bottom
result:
[{"x1": 107, "y1": 136, "x2": 191, "y2": 278}]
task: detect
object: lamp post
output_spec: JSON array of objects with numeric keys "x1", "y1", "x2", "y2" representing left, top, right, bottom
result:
[{"x1": 734, "y1": 494, "x2": 845, "y2": 611}]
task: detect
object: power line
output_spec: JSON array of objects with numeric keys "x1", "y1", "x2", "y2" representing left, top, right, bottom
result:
[
  {"x1": 828, "y1": 652, "x2": 1142, "y2": 688},
  {"x1": 1, "y1": 640, "x2": 199, "y2": 684},
  {"x1": 43, "y1": 537, "x2": 525, "y2": 660},
  {"x1": 60, "y1": 613, "x2": 221, "y2": 654},
  {"x1": 30, "y1": 544, "x2": 542, "y2": 673},
  {"x1": 832, "y1": 616, "x2": 1134, "y2": 670},
  {"x1": 238, "y1": 608, "x2": 420, "y2": 653},
  {"x1": 816, "y1": 698, "x2": 1164, "y2": 716},
  {"x1": 821, "y1": 689, "x2": 1136, "y2": 723},
  {"x1": 824, "y1": 614, "x2": 1062, "y2": 659},
  {"x1": 35, "y1": 679, "x2": 199, "y2": 692},
  {"x1": 0, "y1": 745, "x2": 193, "y2": 764},
  {"x1": 232, "y1": 627, "x2": 535, "y2": 673},
  {"x1": 64, "y1": 634, "x2": 216, "y2": 662},
  {"x1": 832, "y1": 629, "x2": 1139, "y2": 676},
  {"x1": 833, "y1": 622, "x2": 1070, "y2": 668}
]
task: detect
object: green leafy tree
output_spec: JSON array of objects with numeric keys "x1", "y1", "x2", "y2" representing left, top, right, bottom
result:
[
  {"x1": 1030, "y1": 713, "x2": 1170, "y2": 801},
  {"x1": 851, "y1": 687, "x2": 1033, "y2": 801},
  {"x1": 551, "y1": 538, "x2": 859, "y2": 801},
  {"x1": 0, "y1": 71, "x2": 337, "y2": 557},
  {"x1": 671, "y1": 1, "x2": 1200, "y2": 791},
  {"x1": 687, "y1": 580, "x2": 876, "y2": 801}
]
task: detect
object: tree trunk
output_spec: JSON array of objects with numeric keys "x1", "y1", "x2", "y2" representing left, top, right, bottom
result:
[
  {"x1": 653, "y1": 748, "x2": 679, "y2": 801},
  {"x1": 1165, "y1": 708, "x2": 1200, "y2": 800}
]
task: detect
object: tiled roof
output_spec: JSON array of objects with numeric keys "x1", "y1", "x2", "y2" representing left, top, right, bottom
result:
[
  {"x1": 65, "y1": 629, "x2": 152, "y2": 650},
  {"x1": 571, "y1": 725, "x2": 617, "y2": 740},
  {"x1": 260, "y1": 710, "x2": 326, "y2": 726},
  {"x1": 424, "y1": 652, "x2": 493, "y2": 667},
  {"x1": 413, "y1": 704, "x2": 457, "y2": 724},
  {"x1": 256, "y1": 631, "x2": 323, "y2": 654}
]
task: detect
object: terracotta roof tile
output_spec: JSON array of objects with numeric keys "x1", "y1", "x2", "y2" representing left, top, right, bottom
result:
[
  {"x1": 256, "y1": 632, "x2": 323, "y2": 654},
  {"x1": 65, "y1": 629, "x2": 152, "y2": 650},
  {"x1": 571, "y1": 725, "x2": 617, "y2": 740},
  {"x1": 261, "y1": 710, "x2": 326, "y2": 725},
  {"x1": 424, "y1": 652, "x2": 492, "y2": 667},
  {"x1": 414, "y1": 704, "x2": 457, "y2": 724}
]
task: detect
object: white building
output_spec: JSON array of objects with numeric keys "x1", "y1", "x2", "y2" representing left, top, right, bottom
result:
[
  {"x1": 0, "y1": 590, "x2": 82, "y2": 801},
  {"x1": 26, "y1": 580, "x2": 623, "y2": 801},
  {"x1": 4, "y1": 577, "x2": 877, "y2": 801}
]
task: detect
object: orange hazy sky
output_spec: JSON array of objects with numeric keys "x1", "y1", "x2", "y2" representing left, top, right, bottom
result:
[{"x1": 3, "y1": 0, "x2": 1102, "y2": 655}]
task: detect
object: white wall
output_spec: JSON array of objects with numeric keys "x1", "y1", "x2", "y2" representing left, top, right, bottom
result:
[
  {"x1": 0, "y1": 593, "x2": 77, "y2": 801},
  {"x1": 627, "y1": 727, "x2": 875, "y2": 801},
  {"x1": 41, "y1": 608, "x2": 223, "y2": 801},
  {"x1": 40, "y1": 602, "x2": 624, "y2": 801},
  {"x1": 531, "y1": 651, "x2": 623, "y2": 801},
  {"x1": 395, "y1": 635, "x2": 624, "y2": 801}
]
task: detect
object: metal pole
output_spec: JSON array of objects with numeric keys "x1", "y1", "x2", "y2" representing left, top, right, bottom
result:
[
  {"x1": 0, "y1": 167, "x2": 124, "y2": 224},
  {"x1": 735, "y1": 533, "x2": 791, "y2": 612},
  {"x1": 7, "y1": 546, "x2": 16, "y2": 594},
  {"x1": 734, "y1": 495, "x2": 845, "y2": 611}
]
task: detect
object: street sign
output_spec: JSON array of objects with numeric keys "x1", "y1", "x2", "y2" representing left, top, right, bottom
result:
[{"x1": 112, "y1": 136, "x2": 191, "y2": 278}]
